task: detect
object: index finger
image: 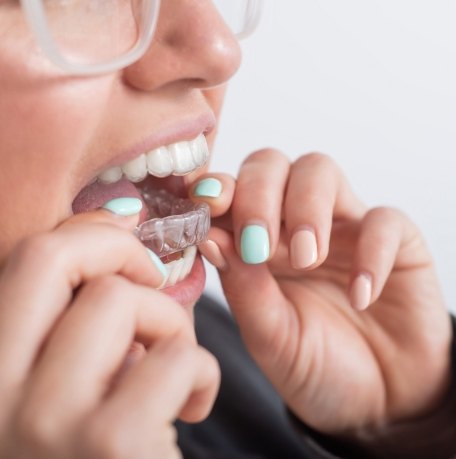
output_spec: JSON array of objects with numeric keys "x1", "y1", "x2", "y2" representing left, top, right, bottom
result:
[
  {"x1": 99, "y1": 339, "x2": 220, "y2": 426},
  {"x1": 232, "y1": 149, "x2": 290, "y2": 264},
  {"x1": 0, "y1": 209, "x2": 166, "y2": 390}
]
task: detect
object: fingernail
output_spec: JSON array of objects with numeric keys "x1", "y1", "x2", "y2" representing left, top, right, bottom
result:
[
  {"x1": 350, "y1": 273, "x2": 372, "y2": 311},
  {"x1": 102, "y1": 197, "x2": 143, "y2": 216},
  {"x1": 198, "y1": 240, "x2": 227, "y2": 270},
  {"x1": 193, "y1": 178, "x2": 222, "y2": 198},
  {"x1": 146, "y1": 249, "x2": 168, "y2": 279},
  {"x1": 240, "y1": 225, "x2": 270, "y2": 264},
  {"x1": 290, "y1": 228, "x2": 318, "y2": 269}
]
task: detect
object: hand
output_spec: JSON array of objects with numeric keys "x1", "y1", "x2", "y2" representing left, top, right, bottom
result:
[
  {"x1": 0, "y1": 210, "x2": 219, "y2": 459},
  {"x1": 191, "y1": 151, "x2": 452, "y2": 435}
]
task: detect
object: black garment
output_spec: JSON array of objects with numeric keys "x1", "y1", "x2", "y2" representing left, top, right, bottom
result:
[
  {"x1": 176, "y1": 296, "x2": 456, "y2": 459},
  {"x1": 176, "y1": 296, "x2": 337, "y2": 459}
]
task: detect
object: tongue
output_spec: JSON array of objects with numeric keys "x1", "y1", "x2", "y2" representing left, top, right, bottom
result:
[
  {"x1": 72, "y1": 177, "x2": 149, "y2": 222},
  {"x1": 72, "y1": 175, "x2": 188, "y2": 224}
]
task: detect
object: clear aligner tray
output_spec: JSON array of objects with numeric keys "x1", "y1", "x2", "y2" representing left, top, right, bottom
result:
[{"x1": 135, "y1": 188, "x2": 210, "y2": 258}]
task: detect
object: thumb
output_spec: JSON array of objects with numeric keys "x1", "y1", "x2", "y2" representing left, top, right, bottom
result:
[{"x1": 60, "y1": 196, "x2": 143, "y2": 231}]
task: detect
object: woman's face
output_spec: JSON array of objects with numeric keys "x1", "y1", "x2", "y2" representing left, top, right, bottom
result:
[{"x1": 0, "y1": 1, "x2": 241, "y2": 307}]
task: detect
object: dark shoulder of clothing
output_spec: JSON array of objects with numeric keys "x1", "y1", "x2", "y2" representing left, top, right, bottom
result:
[
  {"x1": 176, "y1": 295, "x2": 456, "y2": 459},
  {"x1": 176, "y1": 296, "x2": 336, "y2": 459}
]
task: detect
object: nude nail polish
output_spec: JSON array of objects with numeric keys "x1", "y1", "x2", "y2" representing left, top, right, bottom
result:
[
  {"x1": 350, "y1": 274, "x2": 372, "y2": 311},
  {"x1": 290, "y1": 228, "x2": 318, "y2": 269}
]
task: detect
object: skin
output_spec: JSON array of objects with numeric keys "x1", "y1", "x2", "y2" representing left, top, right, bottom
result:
[
  {"x1": 0, "y1": 0, "x2": 453, "y2": 458},
  {"x1": 195, "y1": 160, "x2": 452, "y2": 434}
]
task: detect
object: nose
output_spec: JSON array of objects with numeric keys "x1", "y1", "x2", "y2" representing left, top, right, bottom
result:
[{"x1": 123, "y1": 0, "x2": 242, "y2": 91}]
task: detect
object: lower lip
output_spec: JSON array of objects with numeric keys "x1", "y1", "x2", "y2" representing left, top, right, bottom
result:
[{"x1": 160, "y1": 252, "x2": 206, "y2": 310}]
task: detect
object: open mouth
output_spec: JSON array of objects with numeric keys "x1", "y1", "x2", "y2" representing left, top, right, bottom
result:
[{"x1": 72, "y1": 133, "x2": 211, "y2": 293}]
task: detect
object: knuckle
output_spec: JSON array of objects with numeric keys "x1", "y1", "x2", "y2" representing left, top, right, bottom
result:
[
  {"x1": 245, "y1": 148, "x2": 288, "y2": 165},
  {"x1": 200, "y1": 348, "x2": 221, "y2": 385},
  {"x1": 13, "y1": 234, "x2": 64, "y2": 271},
  {"x1": 14, "y1": 404, "x2": 59, "y2": 454},
  {"x1": 294, "y1": 153, "x2": 342, "y2": 184},
  {"x1": 298, "y1": 152, "x2": 341, "y2": 176},
  {"x1": 87, "y1": 223, "x2": 140, "y2": 249},
  {"x1": 301, "y1": 151, "x2": 334, "y2": 167},
  {"x1": 163, "y1": 339, "x2": 194, "y2": 362},
  {"x1": 167, "y1": 424, "x2": 179, "y2": 446},
  {"x1": 154, "y1": 426, "x2": 179, "y2": 458},
  {"x1": 84, "y1": 419, "x2": 129, "y2": 459},
  {"x1": 83, "y1": 275, "x2": 130, "y2": 303},
  {"x1": 368, "y1": 206, "x2": 423, "y2": 248},
  {"x1": 85, "y1": 419, "x2": 179, "y2": 459},
  {"x1": 370, "y1": 206, "x2": 408, "y2": 227},
  {"x1": 159, "y1": 341, "x2": 210, "y2": 372}
]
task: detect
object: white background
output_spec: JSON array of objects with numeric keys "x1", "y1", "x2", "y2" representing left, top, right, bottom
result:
[{"x1": 205, "y1": 0, "x2": 456, "y2": 313}]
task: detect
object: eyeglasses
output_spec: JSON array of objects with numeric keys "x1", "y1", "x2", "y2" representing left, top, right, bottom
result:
[{"x1": 18, "y1": 0, "x2": 264, "y2": 76}]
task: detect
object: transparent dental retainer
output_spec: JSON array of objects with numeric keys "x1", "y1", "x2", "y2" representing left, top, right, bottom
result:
[{"x1": 134, "y1": 187, "x2": 210, "y2": 258}]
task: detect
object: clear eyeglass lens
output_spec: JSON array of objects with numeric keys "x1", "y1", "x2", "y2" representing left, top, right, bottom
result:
[
  {"x1": 40, "y1": 0, "x2": 150, "y2": 65},
  {"x1": 38, "y1": 0, "x2": 257, "y2": 68},
  {"x1": 211, "y1": 0, "x2": 251, "y2": 36}
]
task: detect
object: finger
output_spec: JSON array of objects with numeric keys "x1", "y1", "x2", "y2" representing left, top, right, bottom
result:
[
  {"x1": 68, "y1": 194, "x2": 147, "y2": 230},
  {"x1": 55, "y1": 220, "x2": 167, "y2": 289},
  {"x1": 63, "y1": 208, "x2": 140, "y2": 232},
  {"x1": 19, "y1": 276, "x2": 194, "y2": 432},
  {"x1": 188, "y1": 173, "x2": 235, "y2": 220},
  {"x1": 198, "y1": 239, "x2": 228, "y2": 270},
  {"x1": 0, "y1": 216, "x2": 166, "y2": 390},
  {"x1": 285, "y1": 153, "x2": 366, "y2": 270},
  {"x1": 203, "y1": 227, "x2": 290, "y2": 352},
  {"x1": 233, "y1": 149, "x2": 290, "y2": 264},
  {"x1": 348, "y1": 207, "x2": 430, "y2": 311},
  {"x1": 85, "y1": 340, "x2": 219, "y2": 456},
  {"x1": 104, "y1": 339, "x2": 219, "y2": 423}
]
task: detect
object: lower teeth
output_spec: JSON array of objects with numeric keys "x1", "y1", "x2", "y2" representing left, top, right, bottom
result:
[{"x1": 159, "y1": 245, "x2": 197, "y2": 289}]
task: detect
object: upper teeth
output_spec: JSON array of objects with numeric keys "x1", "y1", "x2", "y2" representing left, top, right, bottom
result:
[{"x1": 98, "y1": 133, "x2": 209, "y2": 184}]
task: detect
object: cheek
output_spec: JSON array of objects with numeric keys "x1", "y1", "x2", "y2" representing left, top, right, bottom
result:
[
  {"x1": 0, "y1": 80, "x2": 108, "y2": 192},
  {"x1": 0, "y1": 46, "x2": 114, "y2": 253}
]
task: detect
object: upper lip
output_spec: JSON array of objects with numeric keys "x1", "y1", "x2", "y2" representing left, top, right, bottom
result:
[{"x1": 98, "y1": 111, "x2": 216, "y2": 175}]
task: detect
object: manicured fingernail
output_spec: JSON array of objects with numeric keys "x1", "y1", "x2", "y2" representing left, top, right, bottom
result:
[
  {"x1": 146, "y1": 249, "x2": 168, "y2": 279},
  {"x1": 350, "y1": 273, "x2": 372, "y2": 311},
  {"x1": 240, "y1": 225, "x2": 270, "y2": 264},
  {"x1": 198, "y1": 240, "x2": 227, "y2": 270},
  {"x1": 102, "y1": 197, "x2": 143, "y2": 216},
  {"x1": 194, "y1": 178, "x2": 222, "y2": 198},
  {"x1": 290, "y1": 228, "x2": 318, "y2": 269}
]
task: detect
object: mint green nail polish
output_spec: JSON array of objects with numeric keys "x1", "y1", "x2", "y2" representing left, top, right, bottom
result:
[
  {"x1": 147, "y1": 249, "x2": 168, "y2": 278},
  {"x1": 241, "y1": 225, "x2": 270, "y2": 264},
  {"x1": 102, "y1": 197, "x2": 142, "y2": 216},
  {"x1": 194, "y1": 178, "x2": 222, "y2": 198}
]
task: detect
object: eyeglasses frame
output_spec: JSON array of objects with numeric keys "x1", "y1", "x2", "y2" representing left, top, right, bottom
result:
[{"x1": 19, "y1": 0, "x2": 264, "y2": 76}]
